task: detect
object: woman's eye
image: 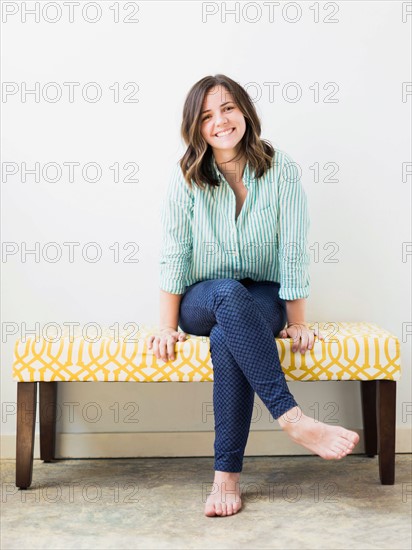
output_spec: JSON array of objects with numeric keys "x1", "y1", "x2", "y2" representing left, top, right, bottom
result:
[{"x1": 202, "y1": 106, "x2": 234, "y2": 121}]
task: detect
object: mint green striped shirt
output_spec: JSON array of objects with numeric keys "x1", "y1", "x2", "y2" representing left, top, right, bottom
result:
[{"x1": 159, "y1": 148, "x2": 310, "y2": 300}]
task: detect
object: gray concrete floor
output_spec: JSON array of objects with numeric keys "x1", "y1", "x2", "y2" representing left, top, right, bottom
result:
[{"x1": 1, "y1": 455, "x2": 411, "y2": 549}]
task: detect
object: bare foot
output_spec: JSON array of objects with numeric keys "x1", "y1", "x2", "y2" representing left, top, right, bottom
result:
[
  {"x1": 204, "y1": 471, "x2": 242, "y2": 517},
  {"x1": 278, "y1": 406, "x2": 360, "y2": 459}
]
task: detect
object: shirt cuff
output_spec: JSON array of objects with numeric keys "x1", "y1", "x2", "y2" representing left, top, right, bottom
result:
[
  {"x1": 159, "y1": 277, "x2": 186, "y2": 295},
  {"x1": 279, "y1": 286, "x2": 310, "y2": 300}
]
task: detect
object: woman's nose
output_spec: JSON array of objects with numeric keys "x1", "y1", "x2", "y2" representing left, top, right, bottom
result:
[{"x1": 215, "y1": 113, "x2": 228, "y2": 126}]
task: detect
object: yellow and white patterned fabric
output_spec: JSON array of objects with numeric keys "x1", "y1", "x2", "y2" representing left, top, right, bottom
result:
[{"x1": 12, "y1": 322, "x2": 401, "y2": 383}]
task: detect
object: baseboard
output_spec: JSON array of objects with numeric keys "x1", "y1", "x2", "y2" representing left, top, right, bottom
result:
[{"x1": 1, "y1": 428, "x2": 411, "y2": 459}]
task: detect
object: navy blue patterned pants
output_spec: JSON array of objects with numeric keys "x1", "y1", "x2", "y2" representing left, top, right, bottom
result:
[{"x1": 178, "y1": 277, "x2": 299, "y2": 473}]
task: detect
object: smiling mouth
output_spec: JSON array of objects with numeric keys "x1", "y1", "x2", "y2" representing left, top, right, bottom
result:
[{"x1": 215, "y1": 128, "x2": 235, "y2": 138}]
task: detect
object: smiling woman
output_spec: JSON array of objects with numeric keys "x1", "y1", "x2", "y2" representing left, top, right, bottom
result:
[
  {"x1": 199, "y1": 92, "x2": 249, "y2": 219},
  {"x1": 199, "y1": 95, "x2": 247, "y2": 177},
  {"x1": 147, "y1": 74, "x2": 360, "y2": 518},
  {"x1": 179, "y1": 75, "x2": 275, "y2": 192}
]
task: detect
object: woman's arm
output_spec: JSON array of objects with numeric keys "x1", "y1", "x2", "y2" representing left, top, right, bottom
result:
[
  {"x1": 160, "y1": 289, "x2": 184, "y2": 331},
  {"x1": 275, "y1": 151, "x2": 315, "y2": 352},
  {"x1": 147, "y1": 289, "x2": 186, "y2": 362},
  {"x1": 285, "y1": 298, "x2": 306, "y2": 325},
  {"x1": 276, "y1": 151, "x2": 310, "y2": 301},
  {"x1": 282, "y1": 297, "x2": 324, "y2": 352},
  {"x1": 159, "y1": 163, "x2": 194, "y2": 295},
  {"x1": 148, "y1": 164, "x2": 193, "y2": 360}
]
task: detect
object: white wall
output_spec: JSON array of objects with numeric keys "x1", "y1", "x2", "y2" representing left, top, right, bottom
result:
[{"x1": 1, "y1": 0, "x2": 411, "y2": 458}]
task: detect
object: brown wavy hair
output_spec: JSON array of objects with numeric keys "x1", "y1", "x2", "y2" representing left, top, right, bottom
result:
[{"x1": 179, "y1": 74, "x2": 275, "y2": 190}]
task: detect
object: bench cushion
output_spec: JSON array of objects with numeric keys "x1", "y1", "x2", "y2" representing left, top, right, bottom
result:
[{"x1": 12, "y1": 322, "x2": 401, "y2": 383}]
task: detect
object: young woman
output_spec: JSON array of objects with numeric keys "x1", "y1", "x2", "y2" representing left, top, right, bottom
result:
[{"x1": 147, "y1": 74, "x2": 359, "y2": 517}]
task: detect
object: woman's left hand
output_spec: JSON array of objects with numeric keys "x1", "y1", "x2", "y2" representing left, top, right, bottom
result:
[{"x1": 277, "y1": 323, "x2": 324, "y2": 354}]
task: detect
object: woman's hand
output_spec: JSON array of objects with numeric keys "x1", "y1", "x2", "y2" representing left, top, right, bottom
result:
[
  {"x1": 277, "y1": 323, "x2": 324, "y2": 354},
  {"x1": 146, "y1": 327, "x2": 187, "y2": 362}
]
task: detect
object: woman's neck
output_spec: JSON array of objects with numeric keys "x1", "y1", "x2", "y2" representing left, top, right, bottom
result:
[{"x1": 214, "y1": 153, "x2": 246, "y2": 184}]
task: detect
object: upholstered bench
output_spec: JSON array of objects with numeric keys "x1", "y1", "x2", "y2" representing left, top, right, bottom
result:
[{"x1": 12, "y1": 322, "x2": 401, "y2": 489}]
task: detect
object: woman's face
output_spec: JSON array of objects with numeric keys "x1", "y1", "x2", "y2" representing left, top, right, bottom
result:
[{"x1": 199, "y1": 85, "x2": 246, "y2": 155}]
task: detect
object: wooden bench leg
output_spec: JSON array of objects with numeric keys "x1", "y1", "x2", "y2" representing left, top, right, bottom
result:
[
  {"x1": 377, "y1": 380, "x2": 396, "y2": 485},
  {"x1": 40, "y1": 382, "x2": 57, "y2": 462},
  {"x1": 16, "y1": 382, "x2": 37, "y2": 489},
  {"x1": 360, "y1": 381, "x2": 378, "y2": 457}
]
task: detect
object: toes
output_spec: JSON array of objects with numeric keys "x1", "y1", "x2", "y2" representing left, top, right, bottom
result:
[
  {"x1": 346, "y1": 443, "x2": 356, "y2": 455},
  {"x1": 335, "y1": 441, "x2": 350, "y2": 454},
  {"x1": 342, "y1": 429, "x2": 359, "y2": 446},
  {"x1": 204, "y1": 501, "x2": 217, "y2": 517},
  {"x1": 337, "y1": 434, "x2": 356, "y2": 451},
  {"x1": 322, "y1": 447, "x2": 340, "y2": 460},
  {"x1": 336, "y1": 444, "x2": 351, "y2": 457},
  {"x1": 351, "y1": 432, "x2": 360, "y2": 445},
  {"x1": 332, "y1": 440, "x2": 355, "y2": 458},
  {"x1": 332, "y1": 451, "x2": 343, "y2": 460},
  {"x1": 205, "y1": 500, "x2": 241, "y2": 517},
  {"x1": 214, "y1": 503, "x2": 223, "y2": 516},
  {"x1": 326, "y1": 444, "x2": 346, "y2": 459}
]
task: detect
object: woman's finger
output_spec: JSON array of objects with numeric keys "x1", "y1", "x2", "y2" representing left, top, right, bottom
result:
[
  {"x1": 167, "y1": 336, "x2": 177, "y2": 361},
  {"x1": 308, "y1": 331, "x2": 315, "y2": 350},
  {"x1": 158, "y1": 338, "x2": 168, "y2": 362},
  {"x1": 291, "y1": 330, "x2": 300, "y2": 352},
  {"x1": 299, "y1": 331, "x2": 309, "y2": 354},
  {"x1": 287, "y1": 326, "x2": 297, "y2": 351},
  {"x1": 152, "y1": 337, "x2": 159, "y2": 359}
]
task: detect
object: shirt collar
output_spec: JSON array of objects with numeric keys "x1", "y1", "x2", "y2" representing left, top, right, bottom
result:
[{"x1": 211, "y1": 155, "x2": 254, "y2": 189}]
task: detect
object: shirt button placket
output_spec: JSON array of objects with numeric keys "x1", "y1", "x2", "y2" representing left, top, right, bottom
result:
[{"x1": 233, "y1": 223, "x2": 240, "y2": 278}]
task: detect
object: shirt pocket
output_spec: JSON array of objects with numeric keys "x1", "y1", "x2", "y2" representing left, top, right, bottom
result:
[{"x1": 250, "y1": 202, "x2": 276, "y2": 217}]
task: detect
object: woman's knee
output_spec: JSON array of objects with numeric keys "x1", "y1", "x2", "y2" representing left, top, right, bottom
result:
[
  {"x1": 209, "y1": 323, "x2": 225, "y2": 352},
  {"x1": 212, "y1": 278, "x2": 252, "y2": 303}
]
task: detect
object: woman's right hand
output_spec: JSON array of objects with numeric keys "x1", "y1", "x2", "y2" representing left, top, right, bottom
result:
[{"x1": 146, "y1": 327, "x2": 188, "y2": 362}]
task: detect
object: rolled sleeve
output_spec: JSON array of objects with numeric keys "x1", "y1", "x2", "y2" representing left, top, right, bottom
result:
[
  {"x1": 277, "y1": 152, "x2": 310, "y2": 301},
  {"x1": 159, "y1": 163, "x2": 194, "y2": 294}
]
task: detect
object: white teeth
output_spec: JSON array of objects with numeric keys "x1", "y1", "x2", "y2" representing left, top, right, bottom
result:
[{"x1": 215, "y1": 128, "x2": 234, "y2": 137}]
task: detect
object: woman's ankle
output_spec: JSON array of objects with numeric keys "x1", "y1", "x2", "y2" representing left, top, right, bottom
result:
[
  {"x1": 277, "y1": 405, "x2": 304, "y2": 431},
  {"x1": 214, "y1": 470, "x2": 241, "y2": 479}
]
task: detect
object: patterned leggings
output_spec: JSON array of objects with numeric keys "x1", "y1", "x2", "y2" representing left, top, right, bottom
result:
[{"x1": 178, "y1": 277, "x2": 299, "y2": 473}]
